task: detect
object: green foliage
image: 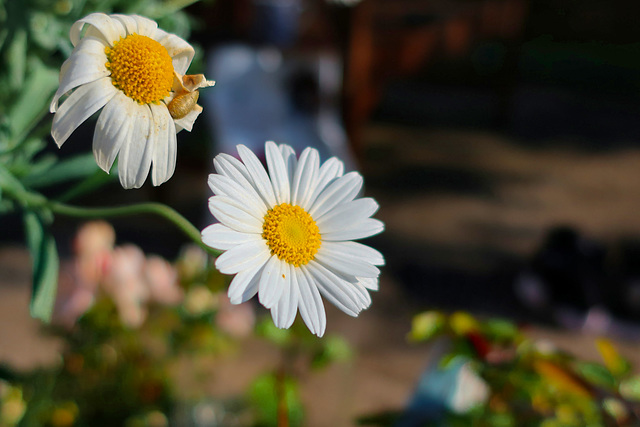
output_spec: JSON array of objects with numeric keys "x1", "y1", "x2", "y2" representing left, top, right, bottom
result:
[
  {"x1": 403, "y1": 310, "x2": 640, "y2": 426},
  {"x1": 0, "y1": 0, "x2": 202, "y2": 326},
  {"x1": 248, "y1": 373, "x2": 304, "y2": 427}
]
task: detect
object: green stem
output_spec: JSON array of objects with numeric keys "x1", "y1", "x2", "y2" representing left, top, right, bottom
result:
[{"x1": 47, "y1": 200, "x2": 220, "y2": 257}]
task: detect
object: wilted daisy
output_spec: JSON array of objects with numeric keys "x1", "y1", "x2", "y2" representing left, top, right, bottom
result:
[
  {"x1": 202, "y1": 141, "x2": 384, "y2": 336},
  {"x1": 50, "y1": 13, "x2": 214, "y2": 189}
]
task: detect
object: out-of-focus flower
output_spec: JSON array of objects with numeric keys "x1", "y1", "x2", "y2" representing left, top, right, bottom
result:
[
  {"x1": 145, "y1": 255, "x2": 183, "y2": 305},
  {"x1": 215, "y1": 293, "x2": 255, "y2": 338},
  {"x1": 74, "y1": 221, "x2": 115, "y2": 285},
  {"x1": 202, "y1": 141, "x2": 384, "y2": 336},
  {"x1": 183, "y1": 285, "x2": 218, "y2": 317},
  {"x1": 53, "y1": 261, "x2": 97, "y2": 327},
  {"x1": 450, "y1": 362, "x2": 490, "y2": 413},
  {"x1": 176, "y1": 244, "x2": 209, "y2": 282},
  {"x1": 50, "y1": 13, "x2": 214, "y2": 188},
  {"x1": 103, "y1": 244, "x2": 149, "y2": 328},
  {"x1": 0, "y1": 380, "x2": 26, "y2": 426}
]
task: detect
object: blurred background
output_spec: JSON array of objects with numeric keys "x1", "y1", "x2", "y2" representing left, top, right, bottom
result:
[{"x1": 3, "y1": 0, "x2": 640, "y2": 425}]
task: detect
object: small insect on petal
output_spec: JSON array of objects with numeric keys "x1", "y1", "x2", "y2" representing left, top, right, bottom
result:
[{"x1": 168, "y1": 90, "x2": 199, "y2": 120}]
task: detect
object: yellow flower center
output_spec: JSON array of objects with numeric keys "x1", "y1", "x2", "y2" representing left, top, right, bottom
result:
[
  {"x1": 262, "y1": 203, "x2": 321, "y2": 267},
  {"x1": 105, "y1": 34, "x2": 174, "y2": 105}
]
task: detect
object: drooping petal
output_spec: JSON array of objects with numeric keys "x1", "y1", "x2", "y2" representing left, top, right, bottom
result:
[
  {"x1": 208, "y1": 196, "x2": 264, "y2": 233},
  {"x1": 258, "y1": 256, "x2": 286, "y2": 309},
  {"x1": 265, "y1": 141, "x2": 291, "y2": 204},
  {"x1": 154, "y1": 28, "x2": 195, "y2": 75},
  {"x1": 316, "y1": 198, "x2": 379, "y2": 233},
  {"x1": 117, "y1": 103, "x2": 154, "y2": 189},
  {"x1": 291, "y1": 147, "x2": 319, "y2": 209},
  {"x1": 70, "y1": 13, "x2": 124, "y2": 47},
  {"x1": 52, "y1": 76, "x2": 118, "y2": 147},
  {"x1": 201, "y1": 223, "x2": 261, "y2": 251},
  {"x1": 228, "y1": 262, "x2": 265, "y2": 304},
  {"x1": 173, "y1": 104, "x2": 202, "y2": 132},
  {"x1": 296, "y1": 267, "x2": 327, "y2": 337},
  {"x1": 308, "y1": 171, "x2": 363, "y2": 219},
  {"x1": 215, "y1": 240, "x2": 270, "y2": 275},
  {"x1": 237, "y1": 144, "x2": 278, "y2": 207},
  {"x1": 93, "y1": 91, "x2": 136, "y2": 172},
  {"x1": 130, "y1": 14, "x2": 159, "y2": 38},
  {"x1": 271, "y1": 263, "x2": 298, "y2": 329},
  {"x1": 51, "y1": 38, "x2": 109, "y2": 112},
  {"x1": 322, "y1": 218, "x2": 385, "y2": 241},
  {"x1": 110, "y1": 14, "x2": 138, "y2": 35},
  {"x1": 149, "y1": 103, "x2": 177, "y2": 186}
]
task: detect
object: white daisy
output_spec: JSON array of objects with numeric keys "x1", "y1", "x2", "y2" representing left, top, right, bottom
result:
[
  {"x1": 50, "y1": 13, "x2": 214, "y2": 189},
  {"x1": 201, "y1": 141, "x2": 385, "y2": 337}
]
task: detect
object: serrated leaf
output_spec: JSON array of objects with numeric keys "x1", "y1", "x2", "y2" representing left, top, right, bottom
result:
[
  {"x1": 22, "y1": 152, "x2": 98, "y2": 188},
  {"x1": 23, "y1": 211, "x2": 59, "y2": 323}
]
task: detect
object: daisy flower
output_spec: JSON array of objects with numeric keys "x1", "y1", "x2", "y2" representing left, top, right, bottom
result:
[
  {"x1": 50, "y1": 13, "x2": 214, "y2": 189},
  {"x1": 202, "y1": 141, "x2": 384, "y2": 337}
]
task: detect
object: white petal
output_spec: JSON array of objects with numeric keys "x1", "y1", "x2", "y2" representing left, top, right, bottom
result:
[
  {"x1": 308, "y1": 172, "x2": 363, "y2": 219},
  {"x1": 323, "y1": 218, "x2": 385, "y2": 241},
  {"x1": 215, "y1": 240, "x2": 270, "y2": 275},
  {"x1": 279, "y1": 144, "x2": 297, "y2": 188},
  {"x1": 154, "y1": 28, "x2": 194, "y2": 75},
  {"x1": 321, "y1": 241, "x2": 385, "y2": 266},
  {"x1": 92, "y1": 92, "x2": 135, "y2": 172},
  {"x1": 118, "y1": 104, "x2": 153, "y2": 189},
  {"x1": 307, "y1": 157, "x2": 344, "y2": 207},
  {"x1": 358, "y1": 277, "x2": 379, "y2": 291},
  {"x1": 52, "y1": 77, "x2": 117, "y2": 147},
  {"x1": 315, "y1": 246, "x2": 380, "y2": 279},
  {"x1": 316, "y1": 198, "x2": 379, "y2": 232},
  {"x1": 305, "y1": 262, "x2": 362, "y2": 316},
  {"x1": 149, "y1": 103, "x2": 177, "y2": 186},
  {"x1": 202, "y1": 223, "x2": 260, "y2": 250},
  {"x1": 208, "y1": 197, "x2": 264, "y2": 233},
  {"x1": 173, "y1": 104, "x2": 202, "y2": 133},
  {"x1": 207, "y1": 174, "x2": 267, "y2": 216},
  {"x1": 70, "y1": 13, "x2": 124, "y2": 47},
  {"x1": 130, "y1": 15, "x2": 159, "y2": 37},
  {"x1": 214, "y1": 153, "x2": 254, "y2": 189},
  {"x1": 258, "y1": 256, "x2": 286, "y2": 309},
  {"x1": 51, "y1": 38, "x2": 109, "y2": 112},
  {"x1": 265, "y1": 141, "x2": 291, "y2": 204},
  {"x1": 237, "y1": 144, "x2": 277, "y2": 207},
  {"x1": 270, "y1": 263, "x2": 298, "y2": 329},
  {"x1": 296, "y1": 267, "x2": 327, "y2": 337},
  {"x1": 228, "y1": 262, "x2": 265, "y2": 304},
  {"x1": 110, "y1": 14, "x2": 138, "y2": 35},
  {"x1": 291, "y1": 147, "x2": 319, "y2": 209}
]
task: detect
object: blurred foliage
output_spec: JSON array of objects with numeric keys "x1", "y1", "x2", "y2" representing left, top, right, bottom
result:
[
  {"x1": 381, "y1": 311, "x2": 640, "y2": 427},
  {"x1": 0, "y1": 0, "x2": 202, "y2": 325}
]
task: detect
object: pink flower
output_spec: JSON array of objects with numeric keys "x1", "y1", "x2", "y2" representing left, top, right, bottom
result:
[
  {"x1": 215, "y1": 293, "x2": 255, "y2": 338},
  {"x1": 145, "y1": 255, "x2": 183, "y2": 306}
]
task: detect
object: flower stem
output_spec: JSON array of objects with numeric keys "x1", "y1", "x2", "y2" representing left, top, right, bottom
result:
[{"x1": 48, "y1": 201, "x2": 220, "y2": 256}]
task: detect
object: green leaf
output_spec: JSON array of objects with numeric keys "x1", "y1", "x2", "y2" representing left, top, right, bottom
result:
[
  {"x1": 23, "y1": 211, "x2": 59, "y2": 323},
  {"x1": 575, "y1": 362, "x2": 616, "y2": 389},
  {"x1": 7, "y1": 58, "x2": 58, "y2": 144},
  {"x1": 6, "y1": 27, "x2": 27, "y2": 90},
  {"x1": 22, "y1": 152, "x2": 99, "y2": 188}
]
